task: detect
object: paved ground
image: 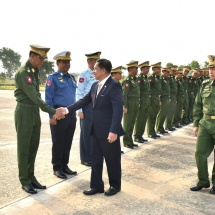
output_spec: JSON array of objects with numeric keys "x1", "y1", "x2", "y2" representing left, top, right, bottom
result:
[{"x1": 0, "y1": 90, "x2": 215, "y2": 215}]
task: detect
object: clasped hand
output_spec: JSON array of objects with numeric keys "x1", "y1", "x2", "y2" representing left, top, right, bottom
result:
[{"x1": 53, "y1": 107, "x2": 67, "y2": 120}]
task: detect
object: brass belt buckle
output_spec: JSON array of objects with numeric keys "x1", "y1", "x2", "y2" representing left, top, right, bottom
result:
[{"x1": 211, "y1": 116, "x2": 215, "y2": 120}]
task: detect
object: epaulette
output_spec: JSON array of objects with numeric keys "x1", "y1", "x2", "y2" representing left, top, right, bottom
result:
[{"x1": 202, "y1": 79, "x2": 210, "y2": 84}]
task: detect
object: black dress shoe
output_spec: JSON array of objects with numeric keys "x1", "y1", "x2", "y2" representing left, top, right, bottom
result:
[
  {"x1": 54, "y1": 170, "x2": 67, "y2": 179},
  {"x1": 22, "y1": 184, "x2": 37, "y2": 194},
  {"x1": 134, "y1": 138, "x2": 144, "y2": 143},
  {"x1": 175, "y1": 125, "x2": 182, "y2": 128},
  {"x1": 172, "y1": 127, "x2": 176, "y2": 130},
  {"x1": 142, "y1": 138, "x2": 148, "y2": 142},
  {"x1": 190, "y1": 184, "x2": 210, "y2": 191},
  {"x1": 166, "y1": 128, "x2": 174, "y2": 131},
  {"x1": 121, "y1": 151, "x2": 124, "y2": 154},
  {"x1": 105, "y1": 187, "x2": 120, "y2": 196},
  {"x1": 83, "y1": 188, "x2": 104, "y2": 195},
  {"x1": 125, "y1": 145, "x2": 134, "y2": 149},
  {"x1": 31, "y1": 180, "x2": 46, "y2": 189},
  {"x1": 157, "y1": 131, "x2": 164, "y2": 134},
  {"x1": 132, "y1": 143, "x2": 138, "y2": 147},
  {"x1": 163, "y1": 130, "x2": 168, "y2": 133},
  {"x1": 155, "y1": 134, "x2": 161, "y2": 138},
  {"x1": 148, "y1": 135, "x2": 157, "y2": 139},
  {"x1": 63, "y1": 167, "x2": 77, "y2": 175},
  {"x1": 81, "y1": 161, "x2": 92, "y2": 166},
  {"x1": 209, "y1": 186, "x2": 215, "y2": 194}
]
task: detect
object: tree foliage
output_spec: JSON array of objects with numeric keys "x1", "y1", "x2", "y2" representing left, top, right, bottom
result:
[
  {"x1": 204, "y1": 61, "x2": 209, "y2": 68},
  {"x1": 0, "y1": 72, "x2": 6, "y2": 82},
  {"x1": 39, "y1": 61, "x2": 55, "y2": 84},
  {"x1": 0, "y1": 47, "x2": 21, "y2": 77},
  {"x1": 166, "y1": 62, "x2": 174, "y2": 67},
  {"x1": 188, "y1": 60, "x2": 200, "y2": 69}
]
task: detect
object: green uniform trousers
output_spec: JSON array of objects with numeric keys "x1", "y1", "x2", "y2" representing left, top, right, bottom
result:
[
  {"x1": 196, "y1": 119, "x2": 215, "y2": 186},
  {"x1": 15, "y1": 103, "x2": 41, "y2": 186},
  {"x1": 165, "y1": 95, "x2": 177, "y2": 129},
  {"x1": 156, "y1": 96, "x2": 169, "y2": 132},
  {"x1": 188, "y1": 93, "x2": 195, "y2": 120},
  {"x1": 134, "y1": 96, "x2": 150, "y2": 138},
  {"x1": 123, "y1": 99, "x2": 139, "y2": 146},
  {"x1": 147, "y1": 96, "x2": 160, "y2": 136},
  {"x1": 212, "y1": 150, "x2": 215, "y2": 183},
  {"x1": 173, "y1": 96, "x2": 184, "y2": 126},
  {"x1": 182, "y1": 92, "x2": 189, "y2": 121}
]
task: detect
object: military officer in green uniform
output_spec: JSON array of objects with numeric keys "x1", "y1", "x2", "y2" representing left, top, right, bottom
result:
[
  {"x1": 165, "y1": 66, "x2": 178, "y2": 131},
  {"x1": 147, "y1": 62, "x2": 162, "y2": 139},
  {"x1": 134, "y1": 61, "x2": 151, "y2": 143},
  {"x1": 14, "y1": 45, "x2": 65, "y2": 194},
  {"x1": 190, "y1": 55, "x2": 215, "y2": 194},
  {"x1": 181, "y1": 66, "x2": 191, "y2": 124},
  {"x1": 173, "y1": 69, "x2": 185, "y2": 128},
  {"x1": 111, "y1": 66, "x2": 125, "y2": 154},
  {"x1": 156, "y1": 67, "x2": 170, "y2": 134},
  {"x1": 122, "y1": 61, "x2": 140, "y2": 149}
]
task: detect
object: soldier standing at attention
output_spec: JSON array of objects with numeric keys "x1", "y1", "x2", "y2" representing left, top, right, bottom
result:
[
  {"x1": 45, "y1": 51, "x2": 77, "y2": 179},
  {"x1": 190, "y1": 55, "x2": 215, "y2": 195},
  {"x1": 122, "y1": 61, "x2": 139, "y2": 149},
  {"x1": 156, "y1": 67, "x2": 170, "y2": 134},
  {"x1": 147, "y1": 62, "x2": 162, "y2": 139},
  {"x1": 181, "y1": 66, "x2": 190, "y2": 125},
  {"x1": 14, "y1": 45, "x2": 65, "y2": 194},
  {"x1": 134, "y1": 61, "x2": 151, "y2": 143},
  {"x1": 76, "y1": 52, "x2": 101, "y2": 166},
  {"x1": 111, "y1": 66, "x2": 124, "y2": 154},
  {"x1": 165, "y1": 66, "x2": 178, "y2": 131},
  {"x1": 173, "y1": 69, "x2": 185, "y2": 128}
]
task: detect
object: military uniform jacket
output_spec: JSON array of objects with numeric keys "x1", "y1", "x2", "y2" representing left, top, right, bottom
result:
[
  {"x1": 121, "y1": 75, "x2": 140, "y2": 108},
  {"x1": 136, "y1": 74, "x2": 151, "y2": 98},
  {"x1": 148, "y1": 73, "x2": 161, "y2": 104},
  {"x1": 193, "y1": 79, "x2": 215, "y2": 127},
  {"x1": 169, "y1": 76, "x2": 177, "y2": 98},
  {"x1": 176, "y1": 78, "x2": 184, "y2": 96},
  {"x1": 182, "y1": 76, "x2": 188, "y2": 92},
  {"x1": 76, "y1": 67, "x2": 97, "y2": 112},
  {"x1": 160, "y1": 76, "x2": 170, "y2": 98},
  {"x1": 45, "y1": 70, "x2": 77, "y2": 118},
  {"x1": 14, "y1": 60, "x2": 55, "y2": 115}
]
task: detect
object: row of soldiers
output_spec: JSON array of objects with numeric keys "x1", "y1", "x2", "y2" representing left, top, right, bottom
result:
[{"x1": 116, "y1": 61, "x2": 209, "y2": 149}]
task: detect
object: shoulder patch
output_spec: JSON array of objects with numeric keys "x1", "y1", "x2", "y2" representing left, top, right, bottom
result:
[
  {"x1": 79, "y1": 78, "x2": 84, "y2": 83},
  {"x1": 26, "y1": 76, "x2": 33, "y2": 84},
  {"x1": 46, "y1": 79, "x2": 52, "y2": 86}
]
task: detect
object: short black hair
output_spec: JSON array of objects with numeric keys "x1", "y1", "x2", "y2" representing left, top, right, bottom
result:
[{"x1": 96, "y1": 58, "x2": 112, "y2": 73}]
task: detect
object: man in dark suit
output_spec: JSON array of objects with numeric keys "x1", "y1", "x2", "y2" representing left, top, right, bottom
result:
[{"x1": 57, "y1": 59, "x2": 124, "y2": 196}]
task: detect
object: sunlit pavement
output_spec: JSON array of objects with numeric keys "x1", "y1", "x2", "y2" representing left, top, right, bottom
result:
[{"x1": 1, "y1": 123, "x2": 215, "y2": 215}]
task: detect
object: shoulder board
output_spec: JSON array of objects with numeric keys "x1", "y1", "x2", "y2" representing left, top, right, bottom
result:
[
  {"x1": 202, "y1": 79, "x2": 210, "y2": 84},
  {"x1": 50, "y1": 71, "x2": 59, "y2": 76}
]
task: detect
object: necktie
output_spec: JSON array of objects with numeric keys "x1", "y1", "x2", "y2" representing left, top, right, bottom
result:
[{"x1": 97, "y1": 82, "x2": 102, "y2": 95}]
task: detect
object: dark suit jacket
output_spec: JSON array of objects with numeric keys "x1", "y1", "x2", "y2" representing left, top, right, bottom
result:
[{"x1": 68, "y1": 76, "x2": 124, "y2": 138}]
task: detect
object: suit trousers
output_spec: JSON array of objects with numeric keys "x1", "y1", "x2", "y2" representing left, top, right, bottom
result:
[
  {"x1": 195, "y1": 121, "x2": 215, "y2": 186},
  {"x1": 15, "y1": 103, "x2": 41, "y2": 186},
  {"x1": 50, "y1": 112, "x2": 76, "y2": 171},
  {"x1": 90, "y1": 134, "x2": 121, "y2": 190},
  {"x1": 79, "y1": 103, "x2": 93, "y2": 162}
]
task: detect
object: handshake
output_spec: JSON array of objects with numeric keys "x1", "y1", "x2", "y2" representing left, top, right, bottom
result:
[{"x1": 53, "y1": 107, "x2": 68, "y2": 120}]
